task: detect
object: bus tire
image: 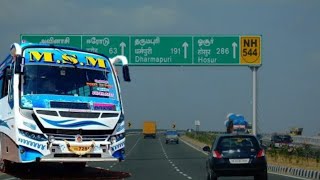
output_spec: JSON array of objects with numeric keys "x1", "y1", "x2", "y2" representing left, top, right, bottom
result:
[{"x1": 0, "y1": 159, "x2": 11, "y2": 173}]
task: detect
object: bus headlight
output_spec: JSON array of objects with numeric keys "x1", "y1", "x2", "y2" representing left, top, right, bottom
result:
[
  {"x1": 48, "y1": 136, "x2": 55, "y2": 143},
  {"x1": 110, "y1": 137, "x2": 117, "y2": 144}
]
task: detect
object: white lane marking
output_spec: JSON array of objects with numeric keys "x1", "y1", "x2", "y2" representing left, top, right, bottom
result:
[
  {"x1": 159, "y1": 137, "x2": 193, "y2": 179},
  {"x1": 108, "y1": 135, "x2": 142, "y2": 169},
  {"x1": 3, "y1": 178, "x2": 17, "y2": 180},
  {"x1": 179, "y1": 138, "x2": 207, "y2": 155},
  {"x1": 126, "y1": 135, "x2": 142, "y2": 156}
]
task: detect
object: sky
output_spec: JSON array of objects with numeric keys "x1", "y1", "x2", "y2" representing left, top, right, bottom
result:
[{"x1": 0, "y1": 0, "x2": 320, "y2": 136}]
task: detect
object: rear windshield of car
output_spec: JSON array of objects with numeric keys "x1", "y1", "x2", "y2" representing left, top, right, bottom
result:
[
  {"x1": 217, "y1": 136, "x2": 260, "y2": 150},
  {"x1": 166, "y1": 131, "x2": 178, "y2": 135}
]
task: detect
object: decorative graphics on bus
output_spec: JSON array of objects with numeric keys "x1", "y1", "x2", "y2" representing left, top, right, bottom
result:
[
  {"x1": 41, "y1": 117, "x2": 109, "y2": 128},
  {"x1": 86, "y1": 82, "x2": 112, "y2": 88},
  {"x1": 23, "y1": 121, "x2": 37, "y2": 130},
  {"x1": 0, "y1": 119, "x2": 10, "y2": 129},
  {"x1": 94, "y1": 79, "x2": 108, "y2": 84},
  {"x1": 96, "y1": 87, "x2": 109, "y2": 92},
  {"x1": 92, "y1": 91, "x2": 114, "y2": 97},
  {"x1": 111, "y1": 142, "x2": 125, "y2": 152},
  {"x1": 18, "y1": 138, "x2": 46, "y2": 151},
  {"x1": 93, "y1": 103, "x2": 116, "y2": 111},
  {"x1": 25, "y1": 49, "x2": 111, "y2": 71},
  {"x1": 116, "y1": 122, "x2": 125, "y2": 133},
  {"x1": 21, "y1": 95, "x2": 120, "y2": 110}
]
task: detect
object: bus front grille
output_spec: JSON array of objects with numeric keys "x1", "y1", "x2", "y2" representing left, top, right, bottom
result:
[
  {"x1": 54, "y1": 154, "x2": 101, "y2": 158},
  {"x1": 46, "y1": 134, "x2": 109, "y2": 142}
]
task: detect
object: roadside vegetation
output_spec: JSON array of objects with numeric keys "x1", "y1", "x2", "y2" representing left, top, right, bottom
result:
[
  {"x1": 185, "y1": 132, "x2": 320, "y2": 171},
  {"x1": 185, "y1": 132, "x2": 216, "y2": 146},
  {"x1": 267, "y1": 144, "x2": 320, "y2": 171}
]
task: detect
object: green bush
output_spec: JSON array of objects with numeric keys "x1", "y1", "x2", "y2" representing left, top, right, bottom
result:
[
  {"x1": 266, "y1": 143, "x2": 320, "y2": 163},
  {"x1": 186, "y1": 132, "x2": 216, "y2": 145}
]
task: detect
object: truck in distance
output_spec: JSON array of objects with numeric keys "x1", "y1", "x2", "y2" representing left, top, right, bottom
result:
[{"x1": 143, "y1": 121, "x2": 156, "y2": 139}]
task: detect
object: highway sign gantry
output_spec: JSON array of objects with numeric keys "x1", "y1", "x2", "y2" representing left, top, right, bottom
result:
[{"x1": 20, "y1": 35, "x2": 262, "y2": 66}]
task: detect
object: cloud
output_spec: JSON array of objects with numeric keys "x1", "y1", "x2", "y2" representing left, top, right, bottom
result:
[
  {"x1": 131, "y1": 6, "x2": 178, "y2": 31},
  {"x1": 0, "y1": 0, "x2": 180, "y2": 34}
]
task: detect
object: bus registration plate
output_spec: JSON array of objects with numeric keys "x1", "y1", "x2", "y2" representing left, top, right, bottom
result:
[{"x1": 69, "y1": 146, "x2": 91, "y2": 152}]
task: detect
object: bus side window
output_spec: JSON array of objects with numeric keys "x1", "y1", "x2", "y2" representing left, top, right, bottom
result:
[
  {"x1": 1, "y1": 68, "x2": 10, "y2": 98},
  {"x1": 0, "y1": 76, "x2": 3, "y2": 97}
]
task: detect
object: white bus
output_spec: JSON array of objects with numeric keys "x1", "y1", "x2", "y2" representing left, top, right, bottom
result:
[{"x1": 0, "y1": 43, "x2": 131, "y2": 172}]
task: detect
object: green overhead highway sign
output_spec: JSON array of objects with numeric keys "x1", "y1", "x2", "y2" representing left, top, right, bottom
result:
[{"x1": 20, "y1": 35, "x2": 261, "y2": 66}]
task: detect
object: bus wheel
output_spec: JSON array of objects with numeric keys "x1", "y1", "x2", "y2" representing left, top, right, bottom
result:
[{"x1": 0, "y1": 159, "x2": 11, "y2": 173}]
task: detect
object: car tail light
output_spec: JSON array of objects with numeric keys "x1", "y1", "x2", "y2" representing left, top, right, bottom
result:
[
  {"x1": 212, "y1": 150, "x2": 222, "y2": 159},
  {"x1": 257, "y1": 149, "x2": 265, "y2": 157}
]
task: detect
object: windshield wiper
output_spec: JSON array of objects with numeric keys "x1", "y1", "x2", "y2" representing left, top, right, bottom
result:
[{"x1": 49, "y1": 44, "x2": 78, "y2": 69}]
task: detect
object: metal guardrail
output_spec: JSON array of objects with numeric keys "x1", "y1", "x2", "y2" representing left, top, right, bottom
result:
[
  {"x1": 291, "y1": 136, "x2": 320, "y2": 146},
  {"x1": 260, "y1": 133, "x2": 320, "y2": 147},
  {"x1": 268, "y1": 165, "x2": 320, "y2": 179},
  {"x1": 127, "y1": 129, "x2": 320, "y2": 146}
]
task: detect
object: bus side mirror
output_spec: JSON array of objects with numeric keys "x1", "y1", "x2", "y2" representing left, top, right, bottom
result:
[
  {"x1": 122, "y1": 65, "x2": 131, "y2": 82},
  {"x1": 15, "y1": 56, "x2": 24, "y2": 74},
  {"x1": 110, "y1": 56, "x2": 131, "y2": 82}
]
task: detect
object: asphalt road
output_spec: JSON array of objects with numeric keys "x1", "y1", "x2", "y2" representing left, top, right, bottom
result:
[{"x1": 0, "y1": 134, "x2": 309, "y2": 180}]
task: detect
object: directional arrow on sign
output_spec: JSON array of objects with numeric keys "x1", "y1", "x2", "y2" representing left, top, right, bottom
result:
[
  {"x1": 182, "y1": 42, "x2": 188, "y2": 59},
  {"x1": 120, "y1": 42, "x2": 126, "y2": 55},
  {"x1": 232, "y1": 42, "x2": 238, "y2": 59}
]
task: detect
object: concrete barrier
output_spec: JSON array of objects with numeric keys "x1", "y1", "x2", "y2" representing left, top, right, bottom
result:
[{"x1": 268, "y1": 164, "x2": 320, "y2": 179}]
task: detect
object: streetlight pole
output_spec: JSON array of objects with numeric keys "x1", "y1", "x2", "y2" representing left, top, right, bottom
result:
[{"x1": 250, "y1": 66, "x2": 260, "y2": 136}]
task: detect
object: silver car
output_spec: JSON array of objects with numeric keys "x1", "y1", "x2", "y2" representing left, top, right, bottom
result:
[{"x1": 165, "y1": 130, "x2": 179, "y2": 144}]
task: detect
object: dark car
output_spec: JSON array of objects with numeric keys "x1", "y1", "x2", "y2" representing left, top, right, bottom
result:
[
  {"x1": 270, "y1": 134, "x2": 293, "y2": 148},
  {"x1": 203, "y1": 134, "x2": 267, "y2": 180},
  {"x1": 165, "y1": 130, "x2": 179, "y2": 144}
]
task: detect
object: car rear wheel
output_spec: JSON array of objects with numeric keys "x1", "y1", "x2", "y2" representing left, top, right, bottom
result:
[
  {"x1": 207, "y1": 169, "x2": 218, "y2": 180},
  {"x1": 254, "y1": 170, "x2": 267, "y2": 180},
  {"x1": 0, "y1": 159, "x2": 11, "y2": 173}
]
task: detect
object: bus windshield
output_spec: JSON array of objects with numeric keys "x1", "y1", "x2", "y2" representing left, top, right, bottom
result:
[{"x1": 22, "y1": 65, "x2": 118, "y2": 99}]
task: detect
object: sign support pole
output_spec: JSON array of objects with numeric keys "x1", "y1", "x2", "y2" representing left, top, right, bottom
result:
[{"x1": 250, "y1": 66, "x2": 260, "y2": 136}]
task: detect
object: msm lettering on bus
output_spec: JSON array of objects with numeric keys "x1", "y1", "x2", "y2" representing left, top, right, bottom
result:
[{"x1": 28, "y1": 51, "x2": 107, "y2": 69}]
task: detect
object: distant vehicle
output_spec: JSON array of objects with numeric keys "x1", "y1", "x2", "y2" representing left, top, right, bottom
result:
[
  {"x1": 203, "y1": 134, "x2": 268, "y2": 180},
  {"x1": 269, "y1": 134, "x2": 293, "y2": 148},
  {"x1": 289, "y1": 127, "x2": 303, "y2": 136},
  {"x1": 224, "y1": 113, "x2": 249, "y2": 134},
  {"x1": 165, "y1": 130, "x2": 179, "y2": 144},
  {"x1": 143, "y1": 121, "x2": 156, "y2": 138},
  {"x1": 187, "y1": 128, "x2": 194, "y2": 133}
]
